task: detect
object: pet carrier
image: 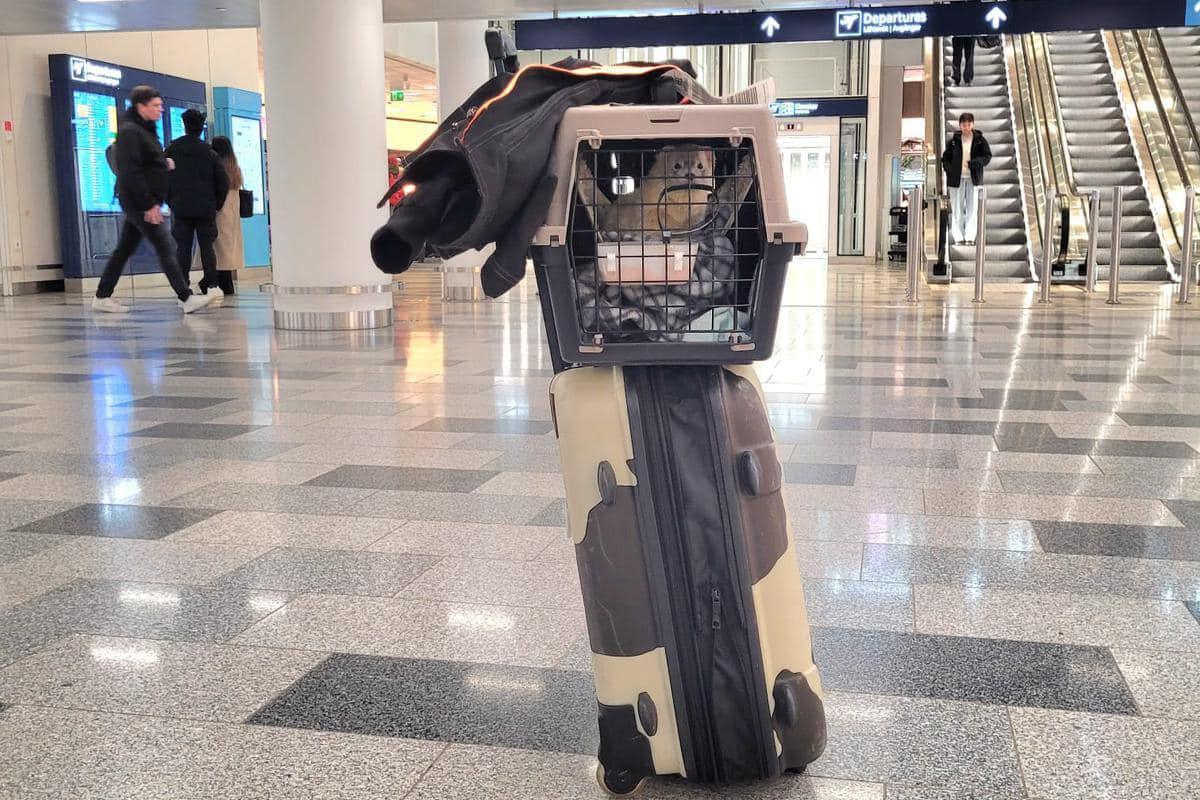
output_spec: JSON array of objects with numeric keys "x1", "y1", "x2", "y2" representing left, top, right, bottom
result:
[{"x1": 531, "y1": 104, "x2": 807, "y2": 368}]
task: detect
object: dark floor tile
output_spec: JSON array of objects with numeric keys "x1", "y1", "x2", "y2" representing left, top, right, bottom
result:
[
  {"x1": 784, "y1": 463, "x2": 857, "y2": 486},
  {"x1": 1118, "y1": 413, "x2": 1200, "y2": 428},
  {"x1": 414, "y1": 417, "x2": 556, "y2": 435},
  {"x1": 826, "y1": 376, "x2": 950, "y2": 388},
  {"x1": 16, "y1": 504, "x2": 221, "y2": 539},
  {"x1": 1161, "y1": 348, "x2": 1200, "y2": 357},
  {"x1": 820, "y1": 417, "x2": 997, "y2": 435},
  {"x1": 812, "y1": 627, "x2": 1137, "y2": 714},
  {"x1": 1071, "y1": 374, "x2": 1170, "y2": 385},
  {"x1": 1185, "y1": 601, "x2": 1200, "y2": 625},
  {"x1": 0, "y1": 531, "x2": 68, "y2": 564},
  {"x1": 958, "y1": 390, "x2": 1085, "y2": 412},
  {"x1": 248, "y1": 653, "x2": 599, "y2": 754},
  {"x1": 0, "y1": 579, "x2": 290, "y2": 667},
  {"x1": 0, "y1": 371, "x2": 95, "y2": 383},
  {"x1": 0, "y1": 403, "x2": 28, "y2": 413},
  {"x1": 527, "y1": 499, "x2": 567, "y2": 527},
  {"x1": 993, "y1": 423, "x2": 1086, "y2": 454},
  {"x1": 0, "y1": 472, "x2": 18, "y2": 484},
  {"x1": 1091, "y1": 440, "x2": 1200, "y2": 459},
  {"x1": 116, "y1": 395, "x2": 236, "y2": 410},
  {"x1": 1036, "y1": 521, "x2": 1200, "y2": 562},
  {"x1": 213, "y1": 548, "x2": 440, "y2": 596},
  {"x1": 1164, "y1": 499, "x2": 1200, "y2": 529},
  {"x1": 305, "y1": 465, "x2": 498, "y2": 493},
  {"x1": 126, "y1": 423, "x2": 263, "y2": 440}
]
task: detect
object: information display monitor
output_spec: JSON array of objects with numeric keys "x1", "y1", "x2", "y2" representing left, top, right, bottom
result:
[
  {"x1": 230, "y1": 115, "x2": 265, "y2": 215},
  {"x1": 71, "y1": 89, "x2": 120, "y2": 213}
]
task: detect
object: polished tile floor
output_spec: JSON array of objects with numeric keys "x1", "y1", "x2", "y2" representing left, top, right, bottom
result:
[{"x1": 1, "y1": 263, "x2": 1199, "y2": 799}]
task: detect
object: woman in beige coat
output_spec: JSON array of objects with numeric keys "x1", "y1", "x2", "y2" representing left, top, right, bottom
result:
[{"x1": 210, "y1": 136, "x2": 244, "y2": 295}]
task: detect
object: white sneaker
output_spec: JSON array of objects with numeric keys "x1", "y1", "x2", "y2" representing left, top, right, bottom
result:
[
  {"x1": 179, "y1": 293, "x2": 214, "y2": 314},
  {"x1": 206, "y1": 286, "x2": 225, "y2": 305},
  {"x1": 92, "y1": 296, "x2": 130, "y2": 314}
]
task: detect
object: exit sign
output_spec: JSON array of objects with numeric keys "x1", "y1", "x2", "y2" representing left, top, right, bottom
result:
[{"x1": 389, "y1": 90, "x2": 405, "y2": 102}]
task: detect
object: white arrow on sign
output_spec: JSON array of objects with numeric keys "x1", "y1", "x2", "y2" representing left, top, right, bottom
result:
[
  {"x1": 985, "y1": 7, "x2": 1008, "y2": 30},
  {"x1": 761, "y1": 15, "x2": 781, "y2": 38}
]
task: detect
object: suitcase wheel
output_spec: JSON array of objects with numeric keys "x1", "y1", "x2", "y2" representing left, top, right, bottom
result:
[{"x1": 595, "y1": 764, "x2": 648, "y2": 797}]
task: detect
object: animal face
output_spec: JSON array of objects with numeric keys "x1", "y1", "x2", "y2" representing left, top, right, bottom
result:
[{"x1": 654, "y1": 146, "x2": 714, "y2": 182}]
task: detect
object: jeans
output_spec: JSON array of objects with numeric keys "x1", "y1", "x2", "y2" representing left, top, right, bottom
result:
[
  {"x1": 172, "y1": 215, "x2": 218, "y2": 291},
  {"x1": 952, "y1": 37, "x2": 975, "y2": 85},
  {"x1": 96, "y1": 210, "x2": 192, "y2": 301},
  {"x1": 951, "y1": 178, "x2": 979, "y2": 243}
]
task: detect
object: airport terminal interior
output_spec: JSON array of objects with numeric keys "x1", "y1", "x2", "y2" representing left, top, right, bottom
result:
[{"x1": 2, "y1": 1, "x2": 1200, "y2": 798}]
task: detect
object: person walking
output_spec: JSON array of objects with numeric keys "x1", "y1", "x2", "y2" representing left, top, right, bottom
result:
[
  {"x1": 951, "y1": 35, "x2": 976, "y2": 87},
  {"x1": 210, "y1": 136, "x2": 244, "y2": 295},
  {"x1": 165, "y1": 109, "x2": 229, "y2": 300},
  {"x1": 941, "y1": 112, "x2": 992, "y2": 246},
  {"x1": 92, "y1": 85, "x2": 213, "y2": 314}
]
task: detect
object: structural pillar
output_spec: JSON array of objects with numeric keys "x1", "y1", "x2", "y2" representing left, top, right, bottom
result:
[
  {"x1": 260, "y1": 0, "x2": 393, "y2": 330},
  {"x1": 434, "y1": 19, "x2": 493, "y2": 293}
]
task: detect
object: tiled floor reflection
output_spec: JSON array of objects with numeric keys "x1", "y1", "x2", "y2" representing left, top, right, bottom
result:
[{"x1": 1, "y1": 265, "x2": 1199, "y2": 798}]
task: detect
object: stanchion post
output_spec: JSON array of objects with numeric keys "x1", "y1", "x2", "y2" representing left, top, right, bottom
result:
[
  {"x1": 1085, "y1": 190, "x2": 1101, "y2": 294},
  {"x1": 1179, "y1": 186, "x2": 1195, "y2": 305},
  {"x1": 973, "y1": 186, "x2": 987, "y2": 303},
  {"x1": 1107, "y1": 186, "x2": 1124, "y2": 305},
  {"x1": 906, "y1": 185, "x2": 923, "y2": 304},
  {"x1": 1038, "y1": 189, "x2": 1055, "y2": 304}
]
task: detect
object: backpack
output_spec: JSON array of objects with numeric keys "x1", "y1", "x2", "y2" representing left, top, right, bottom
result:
[{"x1": 105, "y1": 143, "x2": 117, "y2": 174}]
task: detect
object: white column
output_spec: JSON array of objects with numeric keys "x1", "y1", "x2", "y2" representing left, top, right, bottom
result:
[
  {"x1": 434, "y1": 19, "x2": 494, "y2": 293},
  {"x1": 260, "y1": 0, "x2": 392, "y2": 330},
  {"x1": 436, "y1": 19, "x2": 492, "y2": 117}
]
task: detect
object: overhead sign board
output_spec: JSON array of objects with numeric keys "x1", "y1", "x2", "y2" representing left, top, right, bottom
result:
[
  {"x1": 516, "y1": 0, "x2": 1187, "y2": 50},
  {"x1": 69, "y1": 57, "x2": 121, "y2": 88},
  {"x1": 1188, "y1": 0, "x2": 1200, "y2": 26},
  {"x1": 769, "y1": 97, "x2": 868, "y2": 119}
]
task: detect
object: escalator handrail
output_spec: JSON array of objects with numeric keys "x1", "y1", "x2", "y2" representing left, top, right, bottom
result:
[
  {"x1": 1030, "y1": 33, "x2": 1084, "y2": 199},
  {"x1": 1126, "y1": 30, "x2": 1193, "y2": 190},
  {"x1": 1148, "y1": 28, "x2": 1200, "y2": 187}
]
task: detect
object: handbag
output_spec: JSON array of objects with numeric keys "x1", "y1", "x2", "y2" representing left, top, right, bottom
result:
[{"x1": 238, "y1": 189, "x2": 254, "y2": 218}]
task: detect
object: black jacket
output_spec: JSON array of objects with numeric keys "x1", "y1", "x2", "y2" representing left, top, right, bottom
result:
[
  {"x1": 371, "y1": 59, "x2": 698, "y2": 298},
  {"x1": 113, "y1": 108, "x2": 169, "y2": 213},
  {"x1": 165, "y1": 134, "x2": 229, "y2": 218},
  {"x1": 941, "y1": 130, "x2": 992, "y2": 188}
]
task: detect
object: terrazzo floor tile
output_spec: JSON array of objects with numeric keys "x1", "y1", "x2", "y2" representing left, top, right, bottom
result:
[
  {"x1": 802, "y1": 580, "x2": 914, "y2": 632},
  {"x1": 789, "y1": 509, "x2": 1041, "y2": 551},
  {"x1": 167, "y1": 511, "x2": 398, "y2": 550},
  {"x1": 16, "y1": 503, "x2": 221, "y2": 540},
  {"x1": 166, "y1": 482, "x2": 379, "y2": 515},
  {"x1": 527, "y1": 498, "x2": 568, "y2": 527},
  {"x1": 955, "y1": 451, "x2": 1102, "y2": 474},
  {"x1": 234, "y1": 593, "x2": 582, "y2": 667},
  {"x1": 1009, "y1": 706, "x2": 1200, "y2": 800},
  {"x1": 347, "y1": 489, "x2": 557, "y2": 525},
  {"x1": 913, "y1": 584, "x2": 1200, "y2": 651},
  {"x1": 304, "y1": 464, "x2": 499, "y2": 493},
  {"x1": 248, "y1": 653, "x2": 599, "y2": 754},
  {"x1": 0, "y1": 571, "x2": 75, "y2": 611},
  {"x1": 211, "y1": 547, "x2": 440, "y2": 596},
  {"x1": 270, "y1": 443, "x2": 502, "y2": 469},
  {"x1": 813, "y1": 627, "x2": 1136, "y2": 713},
  {"x1": 0, "y1": 531, "x2": 70, "y2": 565},
  {"x1": 116, "y1": 395, "x2": 237, "y2": 410},
  {"x1": 851, "y1": 465, "x2": 1003, "y2": 492},
  {"x1": 1035, "y1": 521, "x2": 1200, "y2": 561},
  {"x1": 0, "y1": 634, "x2": 324, "y2": 721},
  {"x1": 151, "y1": 458, "x2": 339, "y2": 487},
  {"x1": 784, "y1": 463, "x2": 858, "y2": 486},
  {"x1": 126, "y1": 422, "x2": 264, "y2": 440},
  {"x1": 366, "y1": 520, "x2": 562, "y2": 561},
  {"x1": 997, "y1": 471, "x2": 1188, "y2": 500},
  {"x1": 923, "y1": 490, "x2": 1177, "y2": 526},
  {"x1": 397, "y1": 557, "x2": 583, "y2": 610},
  {"x1": 0, "y1": 579, "x2": 289, "y2": 667},
  {"x1": 472, "y1": 470, "x2": 568, "y2": 497},
  {"x1": 1111, "y1": 648, "x2": 1200, "y2": 720},
  {"x1": 806, "y1": 691, "x2": 1024, "y2": 797},
  {"x1": 415, "y1": 417, "x2": 556, "y2": 435},
  {"x1": 783, "y1": 484, "x2": 926, "y2": 515},
  {"x1": 6, "y1": 537, "x2": 272, "y2": 586},
  {"x1": 0, "y1": 705, "x2": 444, "y2": 799}
]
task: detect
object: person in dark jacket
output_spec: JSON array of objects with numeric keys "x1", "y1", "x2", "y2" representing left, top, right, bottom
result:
[
  {"x1": 951, "y1": 36, "x2": 976, "y2": 86},
  {"x1": 940, "y1": 112, "x2": 992, "y2": 245},
  {"x1": 93, "y1": 85, "x2": 213, "y2": 314},
  {"x1": 165, "y1": 109, "x2": 229, "y2": 299}
]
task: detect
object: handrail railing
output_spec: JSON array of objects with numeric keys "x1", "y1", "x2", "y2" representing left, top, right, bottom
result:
[
  {"x1": 1103, "y1": 29, "x2": 1181, "y2": 276},
  {"x1": 922, "y1": 36, "x2": 951, "y2": 279}
]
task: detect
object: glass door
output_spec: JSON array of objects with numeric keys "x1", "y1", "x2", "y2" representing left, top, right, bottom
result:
[
  {"x1": 837, "y1": 116, "x2": 868, "y2": 256},
  {"x1": 779, "y1": 135, "x2": 832, "y2": 254}
]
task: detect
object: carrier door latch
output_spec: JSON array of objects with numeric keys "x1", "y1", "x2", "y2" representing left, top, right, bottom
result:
[{"x1": 581, "y1": 130, "x2": 603, "y2": 149}]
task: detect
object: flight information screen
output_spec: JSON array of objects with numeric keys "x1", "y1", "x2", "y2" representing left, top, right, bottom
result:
[
  {"x1": 72, "y1": 89, "x2": 120, "y2": 213},
  {"x1": 231, "y1": 115, "x2": 265, "y2": 215}
]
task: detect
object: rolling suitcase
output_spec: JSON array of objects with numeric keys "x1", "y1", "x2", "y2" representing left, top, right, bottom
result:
[
  {"x1": 531, "y1": 102, "x2": 825, "y2": 793},
  {"x1": 551, "y1": 364, "x2": 825, "y2": 794}
]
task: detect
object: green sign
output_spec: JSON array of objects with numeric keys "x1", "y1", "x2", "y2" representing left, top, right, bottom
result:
[{"x1": 389, "y1": 90, "x2": 405, "y2": 102}]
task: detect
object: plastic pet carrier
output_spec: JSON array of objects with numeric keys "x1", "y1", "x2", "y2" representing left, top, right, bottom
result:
[{"x1": 531, "y1": 105, "x2": 807, "y2": 368}]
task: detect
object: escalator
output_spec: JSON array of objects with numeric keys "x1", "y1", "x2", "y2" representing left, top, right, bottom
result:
[
  {"x1": 1043, "y1": 32, "x2": 1171, "y2": 281},
  {"x1": 930, "y1": 37, "x2": 1031, "y2": 280},
  {"x1": 1158, "y1": 28, "x2": 1200, "y2": 118}
]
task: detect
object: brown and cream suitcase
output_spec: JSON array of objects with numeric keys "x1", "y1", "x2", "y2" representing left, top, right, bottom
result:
[{"x1": 550, "y1": 363, "x2": 826, "y2": 795}]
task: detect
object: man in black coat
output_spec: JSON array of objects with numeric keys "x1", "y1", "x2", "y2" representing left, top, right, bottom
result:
[
  {"x1": 166, "y1": 109, "x2": 229, "y2": 298},
  {"x1": 93, "y1": 85, "x2": 213, "y2": 314},
  {"x1": 940, "y1": 112, "x2": 993, "y2": 246}
]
